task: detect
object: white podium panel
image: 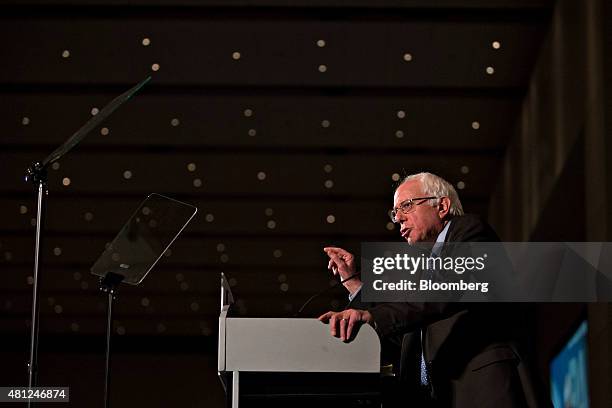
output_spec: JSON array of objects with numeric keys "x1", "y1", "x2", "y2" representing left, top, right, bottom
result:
[{"x1": 219, "y1": 317, "x2": 380, "y2": 373}]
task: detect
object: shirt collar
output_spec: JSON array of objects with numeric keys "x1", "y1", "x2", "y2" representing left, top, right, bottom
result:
[{"x1": 432, "y1": 220, "x2": 452, "y2": 256}]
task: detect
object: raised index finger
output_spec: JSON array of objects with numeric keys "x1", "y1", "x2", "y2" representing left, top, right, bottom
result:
[{"x1": 324, "y1": 247, "x2": 348, "y2": 257}]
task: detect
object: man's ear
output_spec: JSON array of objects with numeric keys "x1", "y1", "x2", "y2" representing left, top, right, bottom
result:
[{"x1": 438, "y1": 197, "x2": 451, "y2": 219}]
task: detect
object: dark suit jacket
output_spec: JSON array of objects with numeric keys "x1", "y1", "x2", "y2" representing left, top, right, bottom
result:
[{"x1": 350, "y1": 214, "x2": 551, "y2": 408}]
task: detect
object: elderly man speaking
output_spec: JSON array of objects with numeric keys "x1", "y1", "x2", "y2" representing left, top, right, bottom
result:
[{"x1": 318, "y1": 172, "x2": 550, "y2": 408}]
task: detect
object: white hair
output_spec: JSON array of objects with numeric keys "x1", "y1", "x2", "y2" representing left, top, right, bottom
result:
[{"x1": 400, "y1": 172, "x2": 464, "y2": 216}]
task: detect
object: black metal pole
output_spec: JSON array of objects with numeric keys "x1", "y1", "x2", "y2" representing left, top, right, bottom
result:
[
  {"x1": 25, "y1": 163, "x2": 48, "y2": 408},
  {"x1": 99, "y1": 272, "x2": 123, "y2": 408},
  {"x1": 104, "y1": 289, "x2": 114, "y2": 408}
]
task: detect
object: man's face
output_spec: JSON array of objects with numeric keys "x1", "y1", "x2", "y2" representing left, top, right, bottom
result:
[{"x1": 393, "y1": 180, "x2": 445, "y2": 245}]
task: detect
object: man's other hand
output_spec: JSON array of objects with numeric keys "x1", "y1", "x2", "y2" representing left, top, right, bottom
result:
[{"x1": 318, "y1": 309, "x2": 373, "y2": 342}]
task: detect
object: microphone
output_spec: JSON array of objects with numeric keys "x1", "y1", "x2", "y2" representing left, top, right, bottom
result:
[{"x1": 294, "y1": 273, "x2": 360, "y2": 317}]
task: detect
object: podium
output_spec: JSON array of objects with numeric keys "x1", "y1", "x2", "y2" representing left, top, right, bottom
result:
[{"x1": 217, "y1": 275, "x2": 381, "y2": 408}]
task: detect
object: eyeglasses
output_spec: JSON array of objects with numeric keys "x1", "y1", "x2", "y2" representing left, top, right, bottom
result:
[{"x1": 389, "y1": 196, "x2": 438, "y2": 223}]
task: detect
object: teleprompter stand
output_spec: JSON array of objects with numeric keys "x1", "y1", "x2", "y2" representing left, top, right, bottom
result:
[
  {"x1": 99, "y1": 272, "x2": 124, "y2": 408},
  {"x1": 91, "y1": 193, "x2": 197, "y2": 408},
  {"x1": 23, "y1": 76, "x2": 151, "y2": 406}
]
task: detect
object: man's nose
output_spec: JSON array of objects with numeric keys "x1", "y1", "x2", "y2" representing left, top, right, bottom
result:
[{"x1": 395, "y1": 210, "x2": 407, "y2": 222}]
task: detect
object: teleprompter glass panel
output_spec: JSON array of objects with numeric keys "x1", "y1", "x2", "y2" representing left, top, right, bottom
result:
[{"x1": 90, "y1": 193, "x2": 197, "y2": 285}]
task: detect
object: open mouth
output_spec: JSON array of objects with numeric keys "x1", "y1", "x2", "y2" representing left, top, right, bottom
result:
[{"x1": 401, "y1": 229, "x2": 411, "y2": 239}]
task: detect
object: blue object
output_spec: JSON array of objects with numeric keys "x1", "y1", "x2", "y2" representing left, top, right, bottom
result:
[{"x1": 550, "y1": 320, "x2": 589, "y2": 408}]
